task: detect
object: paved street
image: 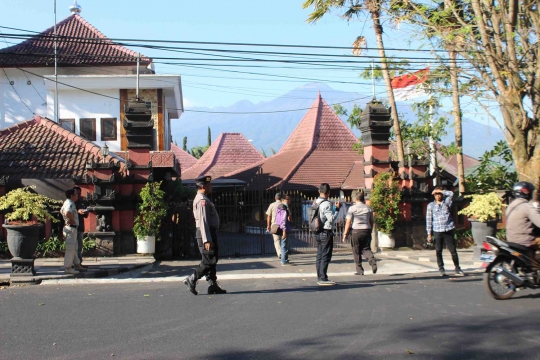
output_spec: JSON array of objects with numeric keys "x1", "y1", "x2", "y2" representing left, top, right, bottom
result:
[{"x1": 2, "y1": 272, "x2": 540, "y2": 359}]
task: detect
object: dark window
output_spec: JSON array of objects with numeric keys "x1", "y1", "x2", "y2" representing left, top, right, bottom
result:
[
  {"x1": 59, "y1": 118, "x2": 75, "y2": 132},
  {"x1": 80, "y1": 118, "x2": 96, "y2": 141},
  {"x1": 100, "y1": 118, "x2": 117, "y2": 141}
]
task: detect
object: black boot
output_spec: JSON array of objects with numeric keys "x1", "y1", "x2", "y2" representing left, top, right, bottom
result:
[
  {"x1": 208, "y1": 279, "x2": 226, "y2": 294},
  {"x1": 370, "y1": 259, "x2": 378, "y2": 274},
  {"x1": 183, "y1": 270, "x2": 198, "y2": 295}
]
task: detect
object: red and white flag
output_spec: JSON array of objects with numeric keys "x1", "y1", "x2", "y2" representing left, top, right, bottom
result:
[{"x1": 391, "y1": 67, "x2": 429, "y2": 101}]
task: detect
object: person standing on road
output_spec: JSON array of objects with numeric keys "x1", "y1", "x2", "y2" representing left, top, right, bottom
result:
[
  {"x1": 426, "y1": 187, "x2": 464, "y2": 277},
  {"x1": 278, "y1": 194, "x2": 292, "y2": 266},
  {"x1": 73, "y1": 186, "x2": 89, "y2": 269},
  {"x1": 60, "y1": 189, "x2": 86, "y2": 274},
  {"x1": 342, "y1": 189, "x2": 377, "y2": 275},
  {"x1": 266, "y1": 192, "x2": 284, "y2": 259},
  {"x1": 315, "y1": 183, "x2": 341, "y2": 286},
  {"x1": 183, "y1": 175, "x2": 226, "y2": 295}
]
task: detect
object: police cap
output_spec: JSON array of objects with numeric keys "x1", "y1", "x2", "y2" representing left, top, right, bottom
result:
[{"x1": 195, "y1": 175, "x2": 212, "y2": 186}]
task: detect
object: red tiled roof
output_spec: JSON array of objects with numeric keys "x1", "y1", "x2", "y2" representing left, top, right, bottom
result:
[
  {"x1": 171, "y1": 144, "x2": 197, "y2": 172},
  {"x1": 182, "y1": 133, "x2": 264, "y2": 180},
  {"x1": 0, "y1": 14, "x2": 151, "y2": 68},
  {"x1": 224, "y1": 94, "x2": 364, "y2": 191},
  {"x1": 437, "y1": 151, "x2": 480, "y2": 178},
  {"x1": 0, "y1": 116, "x2": 124, "y2": 180}
]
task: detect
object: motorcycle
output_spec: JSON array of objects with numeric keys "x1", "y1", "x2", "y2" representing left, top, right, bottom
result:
[{"x1": 482, "y1": 236, "x2": 540, "y2": 300}]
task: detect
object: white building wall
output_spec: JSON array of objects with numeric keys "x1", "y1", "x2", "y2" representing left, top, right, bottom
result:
[
  {"x1": 0, "y1": 65, "x2": 145, "y2": 128},
  {"x1": 46, "y1": 88, "x2": 122, "y2": 152}
]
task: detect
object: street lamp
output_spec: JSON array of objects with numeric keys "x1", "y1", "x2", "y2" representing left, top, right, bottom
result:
[{"x1": 101, "y1": 143, "x2": 109, "y2": 163}]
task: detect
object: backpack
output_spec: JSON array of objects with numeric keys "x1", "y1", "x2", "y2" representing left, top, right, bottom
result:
[
  {"x1": 273, "y1": 204, "x2": 288, "y2": 235},
  {"x1": 308, "y1": 199, "x2": 328, "y2": 233}
]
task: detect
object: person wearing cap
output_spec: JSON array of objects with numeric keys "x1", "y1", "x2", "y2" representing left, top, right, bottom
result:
[
  {"x1": 426, "y1": 187, "x2": 464, "y2": 277},
  {"x1": 342, "y1": 189, "x2": 377, "y2": 275},
  {"x1": 183, "y1": 175, "x2": 226, "y2": 295}
]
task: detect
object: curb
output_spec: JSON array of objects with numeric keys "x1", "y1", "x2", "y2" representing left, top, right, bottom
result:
[{"x1": 7, "y1": 262, "x2": 154, "y2": 286}]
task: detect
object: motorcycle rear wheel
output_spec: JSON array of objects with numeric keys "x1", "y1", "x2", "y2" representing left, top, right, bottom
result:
[{"x1": 484, "y1": 259, "x2": 516, "y2": 300}]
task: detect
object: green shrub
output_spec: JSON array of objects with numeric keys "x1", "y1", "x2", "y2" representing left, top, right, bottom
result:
[
  {"x1": 82, "y1": 237, "x2": 96, "y2": 251},
  {"x1": 370, "y1": 172, "x2": 401, "y2": 234},
  {"x1": 133, "y1": 181, "x2": 167, "y2": 240},
  {"x1": 458, "y1": 192, "x2": 503, "y2": 222},
  {"x1": 0, "y1": 186, "x2": 61, "y2": 224},
  {"x1": 36, "y1": 233, "x2": 64, "y2": 256}
]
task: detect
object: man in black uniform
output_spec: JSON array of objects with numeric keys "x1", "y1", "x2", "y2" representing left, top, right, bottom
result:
[{"x1": 183, "y1": 175, "x2": 226, "y2": 295}]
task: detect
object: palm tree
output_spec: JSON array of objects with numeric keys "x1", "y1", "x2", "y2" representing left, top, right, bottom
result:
[{"x1": 303, "y1": 0, "x2": 405, "y2": 164}]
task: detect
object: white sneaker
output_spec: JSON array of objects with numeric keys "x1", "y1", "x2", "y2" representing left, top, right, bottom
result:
[{"x1": 65, "y1": 268, "x2": 80, "y2": 274}]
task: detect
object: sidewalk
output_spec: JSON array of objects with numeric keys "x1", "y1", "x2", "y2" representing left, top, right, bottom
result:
[
  {"x1": 1, "y1": 249, "x2": 483, "y2": 286},
  {"x1": 0, "y1": 256, "x2": 155, "y2": 285}
]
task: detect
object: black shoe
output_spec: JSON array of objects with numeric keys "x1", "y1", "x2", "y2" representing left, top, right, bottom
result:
[
  {"x1": 454, "y1": 269, "x2": 465, "y2": 276},
  {"x1": 183, "y1": 270, "x2": 198, "y2": 295},
  {"x1": 208, "y1": 280, "x2": 226, "y2": 294},
  {"x1": 354, "y1": 272, "x2": 364, "y2": 276},
  {"x1": 371, "y1": 262, "x2": 378, "y2": 274}
]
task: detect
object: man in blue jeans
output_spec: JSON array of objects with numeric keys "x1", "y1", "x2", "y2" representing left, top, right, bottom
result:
[
  {"x1": 426, "y1": 187, "x2": 464, "y2": 277},
  {"x1": 279, "y1": 194, "x2": 292, "y2": 265},
  {"x1": 314, "y1": 183, "x2": 341, "y2": 286}
]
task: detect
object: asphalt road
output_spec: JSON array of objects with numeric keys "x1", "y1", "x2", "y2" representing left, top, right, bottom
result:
[{"x1": 1, "y1": 274, "x2": 540, "y2": 360}]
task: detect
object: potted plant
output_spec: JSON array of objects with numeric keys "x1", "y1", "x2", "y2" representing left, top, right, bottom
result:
[
  {"x1": 458, "y1": 192, "x2": 503, "y2": 246},
  {"x1": 133, "y1": 181, "x2": 167, "y2": 254},
  {"x1": 369, "y1": 172, "x2": 401, "y2": 248},
  {"x1": 0, "y1": 186, "x2": 61, "y2": 274}
]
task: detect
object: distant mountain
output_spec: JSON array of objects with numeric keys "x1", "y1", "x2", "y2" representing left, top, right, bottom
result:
[{"x1": 171, "y1": 83, "x2": 504, "y2": 159}]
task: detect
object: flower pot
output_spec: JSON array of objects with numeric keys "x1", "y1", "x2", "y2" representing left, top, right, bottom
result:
[
  {"x1": 469, "y1": 219, "x2": 497, "y2": 260},
  {"x1": 137, "y1": 235, "x2": 156, "y2": 254},
  {"x1": 2, "y1": 223, "x2": 43, "y2": 259},
  {"x1": 378, "y1": 231, "x2": 395, "y2": 248}
]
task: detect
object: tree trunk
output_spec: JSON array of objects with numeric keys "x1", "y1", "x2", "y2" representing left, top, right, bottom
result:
[
  {"x1": 371, "y1": 10, "x2": 405, "y2": 165},
  {"x1": 449, "y1": 49, "x2": 466, "y2": 194}
]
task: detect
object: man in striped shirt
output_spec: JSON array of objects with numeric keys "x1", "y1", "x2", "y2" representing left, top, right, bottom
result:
[{"x1": 426, "y1": 187, "x2": 464, "y2": 277}]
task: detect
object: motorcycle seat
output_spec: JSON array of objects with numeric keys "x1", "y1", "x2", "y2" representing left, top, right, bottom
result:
[{"x1": 507, "y1": 242, "x2": 530, "y2": 253}]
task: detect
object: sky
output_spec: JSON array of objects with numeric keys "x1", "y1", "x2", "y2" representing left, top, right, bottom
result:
[{"x1": 0, "y1": 0, "x2": 503, "y2": 129}]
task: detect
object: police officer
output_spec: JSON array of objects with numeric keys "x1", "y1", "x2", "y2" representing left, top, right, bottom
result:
[
  {"x1": 342, "y1": 189, "x2": 377, "y2": 275},
  {"x1": 183, "y1": 175, "x2": 226, "y2": 295}
]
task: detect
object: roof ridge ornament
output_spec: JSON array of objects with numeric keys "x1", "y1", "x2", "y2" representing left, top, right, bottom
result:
[{"x1": 69, "y1": 1, "x2": 82, "y2": 15}]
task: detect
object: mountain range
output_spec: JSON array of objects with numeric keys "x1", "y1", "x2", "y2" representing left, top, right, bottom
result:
[{"x1": 171, "y1": 83, "x2": 505, "y2": 159}]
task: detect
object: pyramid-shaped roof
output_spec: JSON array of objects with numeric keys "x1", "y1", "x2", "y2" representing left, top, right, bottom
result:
[
  {"x1": 223, "y1": 94, "x2": 365, "y2": 191},
  {"x1": 171, "y1": 143, "x2": 197, "y2": 172},
  {"x1": 0, "y1": 14, "x2": 151, "y2": 68},
  {"x1": 182, "y1": 133, "x2": 264, "y2": 180},
  {"x1": 0, "y1": 116, "x2": 125, "y2": 180}
]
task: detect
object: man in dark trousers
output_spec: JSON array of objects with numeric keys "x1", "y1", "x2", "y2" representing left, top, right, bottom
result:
[
  {"x1": 183, "y1": 175, "x2": 226, "y2": 295},
  {"x1": 73, "y1": 186, "x2": 89, "y2": 268},
  {"x1": 342, "y1": 189, "x2": 377, "y2": 275},
  {"x1": 426, "y1": 187, "x2": 464, "y2": 277},
  {"x1": 314, "y1": 183, "x2": 341, "y2": 286}
]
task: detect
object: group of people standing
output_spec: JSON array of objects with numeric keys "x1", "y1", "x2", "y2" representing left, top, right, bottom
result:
[{"x1": 266, "y1": 183, "x2": 378, "y2": 286}]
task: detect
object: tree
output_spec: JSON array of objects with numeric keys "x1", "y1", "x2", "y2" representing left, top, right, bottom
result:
[
  {"x1": 190, "y1": 145, "x2": 209, "y2": 159},
  {"x1": 465, "y1": 141, "x2": 518, "y2": 192},
  {"x1": 207, "y1": 127, "x2": 212, "y2": 147},
  {"x1": 303, "y1": 0, "x2": 406, "y2": 165},
  {"x1": 394, "y1": 0, "x2": 540, "y2": 183},
  {"x1": 182, "y1": 136, "x2": 187, "y2": 151},
  {"x1": 261, "y1": 148, "x2": 267, "y2": 158}
]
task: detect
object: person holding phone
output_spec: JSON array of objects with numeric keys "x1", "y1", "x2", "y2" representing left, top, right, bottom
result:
[{"x1": 73, "y1": 186, "x2": 89, "y2": 269}]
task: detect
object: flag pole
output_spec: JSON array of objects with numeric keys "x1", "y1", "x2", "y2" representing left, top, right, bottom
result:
[
  {"x1": 371, "y1": 60, "x2": 375, "y2": 100},
  {"x1": 53, "y1": 0, "x2": 58, "y2": 123}
]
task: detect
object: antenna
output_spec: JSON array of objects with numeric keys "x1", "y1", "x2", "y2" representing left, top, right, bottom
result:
[
  {"x1": 53, "y1": 0, "x2": 58, "y2": 122},
  {"x1": 136, "y1": 53, "x2": 140, "y2": 101},
  {"x1": 371, "y1": 60, "x2": 375, "y2": 100}
]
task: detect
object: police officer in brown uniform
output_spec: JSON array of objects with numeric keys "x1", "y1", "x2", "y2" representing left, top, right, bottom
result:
[{"x1": 183, "y1": 175, "x2": 226, "y2": 295}]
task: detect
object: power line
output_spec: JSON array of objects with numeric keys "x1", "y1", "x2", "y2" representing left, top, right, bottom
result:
[{"x1": 18, "y1": 68, "x2": 377, "y2": 115}]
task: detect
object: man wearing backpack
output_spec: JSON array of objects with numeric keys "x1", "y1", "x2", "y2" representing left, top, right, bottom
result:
[
  {"x1": 277, "y1": 194, "x2": 292, "y2": 266},
  {"x1": 266, "y1": 193, "x2": 284, "y2": 259},
  {"x1": 313, "y1": 183, "x2": 341, "y2": 286}
]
